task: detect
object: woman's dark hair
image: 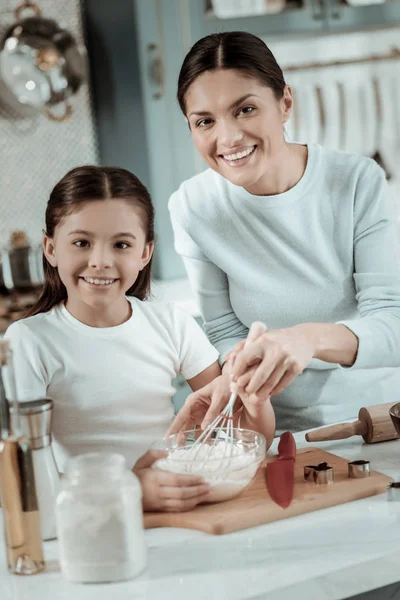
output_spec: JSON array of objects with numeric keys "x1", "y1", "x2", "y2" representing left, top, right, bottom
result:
[
  {"x1": 177, "y1": 31, "x2": 286, "y2": 114},
  {"x1": 27, "y1": 165, "x2": 155, "y2": 317}
]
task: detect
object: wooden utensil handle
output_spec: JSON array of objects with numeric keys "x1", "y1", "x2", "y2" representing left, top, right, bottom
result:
[{"x1": 305, "y1": 419, "x2": 368, "y2": 442}]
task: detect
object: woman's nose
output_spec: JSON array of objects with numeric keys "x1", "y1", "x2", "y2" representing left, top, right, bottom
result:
[
  {"x1": 88, "y1": 246, "x2": 113, "y2": 269},
  {"x1": 217, "y1": 118, "x2": 244, "y2": 148}
]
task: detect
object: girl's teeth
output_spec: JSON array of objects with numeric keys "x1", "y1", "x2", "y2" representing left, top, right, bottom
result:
[
  {"x1": 224, "y1": 146, "x2": 255, "y2": 161},
  {"x1": 84, "y1": 277, "x2": 114, "y2": 285}
]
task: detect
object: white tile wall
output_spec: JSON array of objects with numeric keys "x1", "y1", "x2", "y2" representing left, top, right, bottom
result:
[{"x1": 0, "y1": 0, "x2": 98, "y2": 248}]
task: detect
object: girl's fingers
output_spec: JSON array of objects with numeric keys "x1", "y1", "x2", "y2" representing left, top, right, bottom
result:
[
  {"x1": 134, "y1": 449, "x2": 168, "y2": 469},
  {"x1": 201, "y1": 388, "x2": 229, "y2": 430},
  {"x1": 161, "y1": 483, "x2": 210, "y2": 500},
  {"x1": 155, "y1": 470, "x2": 206, "y2": 488},
  {"x1": 161, "y1": 492, "x2": 211, "y2": 512}
]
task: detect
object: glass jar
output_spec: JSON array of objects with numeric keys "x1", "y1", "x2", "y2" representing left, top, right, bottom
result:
[{"x1": 55, "y1": 452, "x2": 147, "y2": 583}]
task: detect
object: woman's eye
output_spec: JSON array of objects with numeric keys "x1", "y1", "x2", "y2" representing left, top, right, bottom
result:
[
  {"x1": 238, "y1": 106, "x2": 255, "y2": 115},
  {"x1": 115, "y1": 241, "x2": 130, "y2": 250},
  {"x1": 197, "y1": 118, "x2": 213, "y2": 128},
  {"x1": 73, "y1": 240, "x2": 89, "y2": 248}
]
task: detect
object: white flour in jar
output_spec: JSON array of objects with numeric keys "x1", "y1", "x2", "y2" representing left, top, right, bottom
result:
[{"x1": 154, "y1": 443, "x2": 260, "y2": 503}]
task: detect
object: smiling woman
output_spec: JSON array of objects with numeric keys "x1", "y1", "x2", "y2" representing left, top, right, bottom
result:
[{"x1": 168, "y1": 30, "x2": 400, "y2": 435}]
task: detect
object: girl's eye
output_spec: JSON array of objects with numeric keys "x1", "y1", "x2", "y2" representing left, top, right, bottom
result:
[
  {"x1": 238, "y1": 106, "x2": 255, "y2": 115},
  {"x1": 115, "y1": 241, "x2": 130, "y2": 250},
  {"x1": 197, "y1": 118, "x2": 213, "y2": 128},
  {"x1": 73, "y1": 240, "x2": 89, "y2": 248}
]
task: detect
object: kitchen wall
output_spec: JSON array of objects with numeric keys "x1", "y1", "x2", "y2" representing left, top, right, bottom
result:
[
  {"x1": 267, "y1": 27, "x2": 400, "y2": 211},
  {"x1": 0, "y1": 0, "x2": 98, "y2": 248}
]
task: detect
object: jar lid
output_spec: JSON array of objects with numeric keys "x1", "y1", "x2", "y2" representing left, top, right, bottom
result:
[
  {"x1": 65, "y1": 452, "x2": 124, "y2": 480},
  {"x1": 64, "y1": 452, "x2": 141, "y2": 496}
]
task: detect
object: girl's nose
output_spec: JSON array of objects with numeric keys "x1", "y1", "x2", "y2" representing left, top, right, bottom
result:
[
  {"x1": 217, "y1": 118, "x2": 244, "y2": 149},
  {"x1": 88, "y1": 246, "x2": 113, "y2": 269}
]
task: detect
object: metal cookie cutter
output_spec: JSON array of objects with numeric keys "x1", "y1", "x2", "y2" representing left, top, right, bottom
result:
[
  {"x1": 304, "y1": 462, "x2": 334, "y2": 485},
  {"x1": 387, "y1": 482, "x2": 400, "y2": 502},
  {"x1": 348, "y1": 460, "x2": 370, "y2": 479}
]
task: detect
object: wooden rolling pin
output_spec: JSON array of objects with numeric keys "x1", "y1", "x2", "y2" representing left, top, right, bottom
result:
[{"x1": 305, "y1": 402, "x2": 400, "y2": 444}]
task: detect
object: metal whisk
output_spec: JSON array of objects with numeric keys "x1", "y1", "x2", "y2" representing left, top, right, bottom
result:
[{"x1": 189, "y1": 321, "x2": 267, "y2": 465}]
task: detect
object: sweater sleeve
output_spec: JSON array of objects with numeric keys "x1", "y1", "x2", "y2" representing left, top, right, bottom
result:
[
  {"x1": 169, "y1": 201, "x2": 249, "y2": 363},
  {"x1": 337, "y1": 162, "x2": 400, "y2": 369}
]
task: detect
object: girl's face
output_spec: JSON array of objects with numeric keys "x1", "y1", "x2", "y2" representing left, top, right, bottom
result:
[
  {"x1": 185, "y1": 69, "x2": 292, "y2": 194},
  {"x1": 43, "y1": 199, "x2": 153, "y2": 319}
]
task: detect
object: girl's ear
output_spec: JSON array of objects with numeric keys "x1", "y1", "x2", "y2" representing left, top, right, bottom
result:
[
  {"x1": 43, "y1": 235, "x2": 57, "y2": 267},
  {"x1": 139, "y1": 241, "x2": 154, "y2": 271}
]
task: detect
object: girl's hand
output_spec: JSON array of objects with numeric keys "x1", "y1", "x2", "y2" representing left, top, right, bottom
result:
[
  {"x1": 231, "y1": 325, "x2": 316, "y2": 400},
  {"x1": 133, "y1": 450, "x2": 210, "y2": 512},
  {"x1": 168, "y1": 322, "x2": 269, "y2": 436},
  {"x1": 167, "y1": 370, "x2": 235, "y2": 435}
]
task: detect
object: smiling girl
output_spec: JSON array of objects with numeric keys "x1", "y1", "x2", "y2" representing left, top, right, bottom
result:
[{"x1": 4, "y1": 165, "x2": 276, "y2": 512}]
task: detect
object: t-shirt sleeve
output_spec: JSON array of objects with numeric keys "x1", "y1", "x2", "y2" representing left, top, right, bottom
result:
[
  {"x1": 337, "y1": 161, "x2": 400, "y2": 369},
  {"x1": 4, "y1": 321, "x2": 48, "y2": 401},
  {"x1": 169, "y1": 190, "x2": 249, "y2": 364},
  {"x1": 169, "y1": 304, "x2": 219, "y2": 380}
]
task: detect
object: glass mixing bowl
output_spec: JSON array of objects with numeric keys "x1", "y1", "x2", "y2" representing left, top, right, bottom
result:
[{"x1": 152, "y1": 428, "x2": 266, "y2": 503}]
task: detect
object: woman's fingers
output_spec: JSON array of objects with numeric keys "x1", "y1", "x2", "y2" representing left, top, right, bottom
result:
[
  {"x1": 240, "y1": 355, "x2": 277, "y2": 395},
  {"x1": 231, "y1": 339, "x2": 265, "y2": 381}
]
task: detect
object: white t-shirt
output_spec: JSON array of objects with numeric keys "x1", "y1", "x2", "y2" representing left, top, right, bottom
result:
[{"x1": 4, "y1": 297, "x2": 218, "y2": 470}]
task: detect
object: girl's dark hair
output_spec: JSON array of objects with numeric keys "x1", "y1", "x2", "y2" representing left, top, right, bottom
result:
[
  {"x1": 27, "y1": 165, "x2": 155, "y2": 317},
  {"x1": 177, "y1": 31, "x2": 286, "y2": 114}
]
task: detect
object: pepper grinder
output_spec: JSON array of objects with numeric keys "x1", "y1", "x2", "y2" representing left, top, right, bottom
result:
[
  {"x1": 15, "y1": 399, "x2": 60, "y2": 541},
  {"x1": 0, "y1": 340, "x2": 45, "y2": 574}
]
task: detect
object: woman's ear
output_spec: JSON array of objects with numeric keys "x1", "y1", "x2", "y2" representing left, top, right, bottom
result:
[
  {"x1": 281, "y1": 85, "x2": 293, "y2": 124},
  {"x1": 43, "y1": 235, "x2": 57, "y2": 267},
  {"x1": 139, "y1": 241, "x2": 154, "y2": 271}
]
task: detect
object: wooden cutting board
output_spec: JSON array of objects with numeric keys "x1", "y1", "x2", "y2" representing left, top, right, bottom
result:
[{"x1": 143, "y1": 447, "x2": 393, "y2": 535}]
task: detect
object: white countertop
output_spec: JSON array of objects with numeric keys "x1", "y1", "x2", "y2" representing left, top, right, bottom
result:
[{"x1": 1, "y1": 431, "x2": 400, "y2": 600}]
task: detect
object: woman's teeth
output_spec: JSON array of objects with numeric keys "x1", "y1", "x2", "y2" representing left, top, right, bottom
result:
[
  {"x1": 83, "y1": 277, "x2": 115, "y2": 286},
  {"x1": 223, "y1": 146, "x2": 255, "y2": 161}
]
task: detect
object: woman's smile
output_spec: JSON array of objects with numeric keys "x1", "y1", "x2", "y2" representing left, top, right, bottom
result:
[{"x1": 219, "y1": 144, "x2": 257, "y2": 168}]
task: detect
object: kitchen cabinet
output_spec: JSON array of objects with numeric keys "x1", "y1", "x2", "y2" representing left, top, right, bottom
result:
[{"x1": 200, "y1": 0, "x2": 400, "y2": 35}]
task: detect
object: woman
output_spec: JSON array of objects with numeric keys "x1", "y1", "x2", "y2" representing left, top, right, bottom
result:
[{"x1": 168, "y1": 31, "x2": 400, "y2": 434}]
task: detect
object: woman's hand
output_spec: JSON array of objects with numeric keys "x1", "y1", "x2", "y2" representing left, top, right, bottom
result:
[
  {"x1": 231, "y1": 324, "x2": 316, "y2": 400},
  {"x1": 133, "y1": 450, "x2": 210, "y2": 512}
]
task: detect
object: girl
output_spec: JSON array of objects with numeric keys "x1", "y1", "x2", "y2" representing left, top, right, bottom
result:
[
  {"x1": 169, "y1": 31, "x2": 400, "y2": 433},
  {"x1": 5, "y1": 165, "x2": 275, "y2": 512}
]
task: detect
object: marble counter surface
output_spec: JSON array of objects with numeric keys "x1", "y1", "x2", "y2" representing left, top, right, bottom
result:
[{"x1": 1, "y1": 430, "x2": 400, "y2": 600}]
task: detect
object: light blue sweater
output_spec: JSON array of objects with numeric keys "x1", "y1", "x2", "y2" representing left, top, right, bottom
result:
[{"x1": 169, "y1": 144, "x2": 400, "y2": 432}]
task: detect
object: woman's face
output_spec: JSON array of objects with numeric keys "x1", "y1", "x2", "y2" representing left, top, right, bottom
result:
[{"x1": 185, "y1": 69, "x2": 292, "y2": 193}]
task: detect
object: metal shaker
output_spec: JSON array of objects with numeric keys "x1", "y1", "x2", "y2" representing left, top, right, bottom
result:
[
  {"x1": 0, "y1": 340, "x2": 44, "y2": 575},
  {"x1": 17, "y1": 399, "x2": 60, "y2": 541}
]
